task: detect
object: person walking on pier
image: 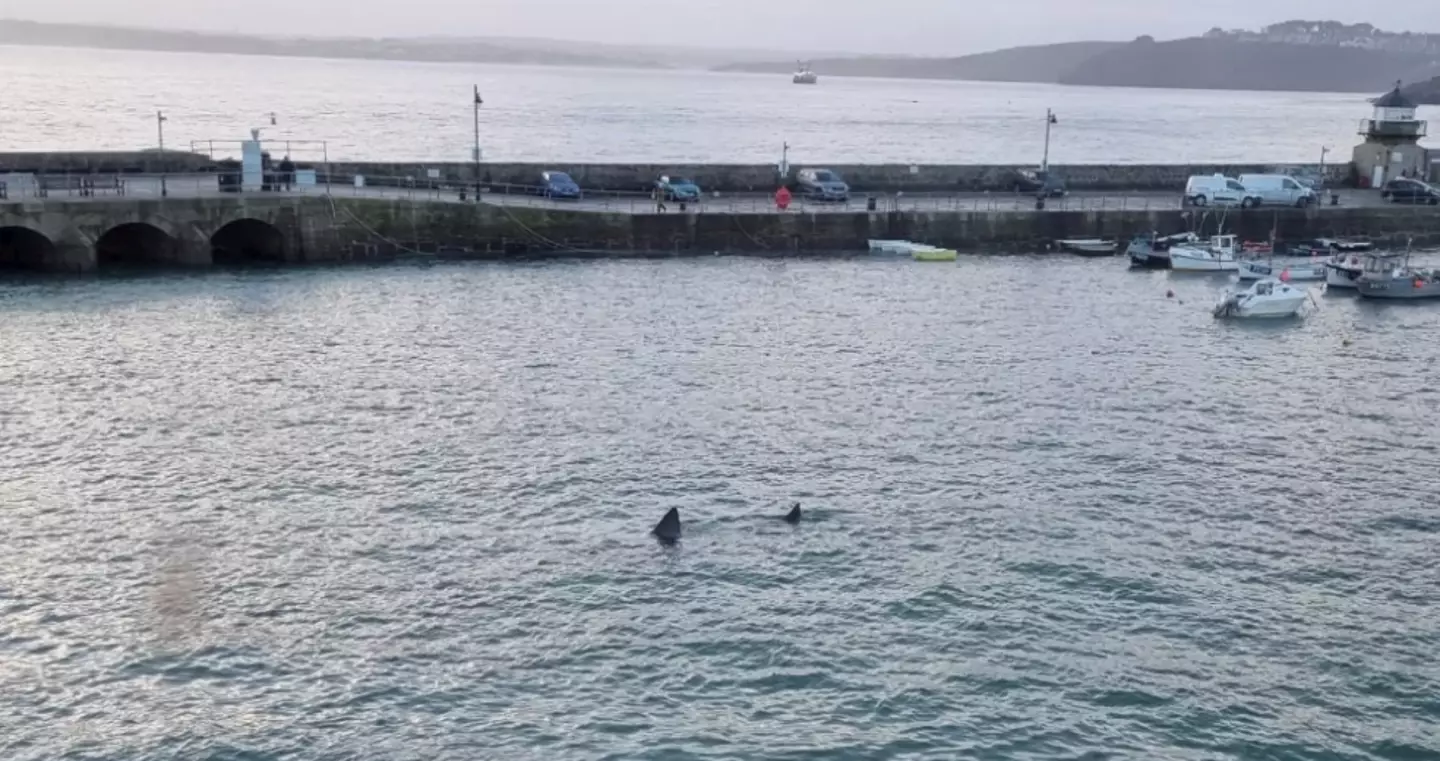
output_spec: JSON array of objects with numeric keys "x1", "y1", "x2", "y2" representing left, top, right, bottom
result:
[
  {"x1": 279, "y1": 155, "x2": 296, "y2": 191},
  {"x1": 653, "y1": 185, "x2": 667, "y2": 213}
]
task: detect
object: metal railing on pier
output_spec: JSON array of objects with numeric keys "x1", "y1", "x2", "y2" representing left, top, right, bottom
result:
[{"x1": 2, "y1": 171, "x2": 1435, "y2": 219}]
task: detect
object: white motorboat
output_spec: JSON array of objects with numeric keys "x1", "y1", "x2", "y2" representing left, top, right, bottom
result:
[
  {"x1": 1213, "y1": 278, "x2": 1310, "y2": 318},
  {"x1": 1237, "y1": 259, "x2": 1328, "y2": 281},
  {"x1": 868, "y1": 239, "x2": 954, "y2": 259},
  {"x1": 792, "y1": 62, "x2": 818, "y2": 85},
  {"x1": 1171, "y1": 234, "x2": 1241, "y2": 272},
  {"x1": 1057, "y1": 238, "x2": 1118, "y2": 256},
  {"x1": 868, "y1": 239, "x2": 911, "y2": 254},
  {"x1": 1315, "y1": 237, "x2": 1374, "y2": 253}
]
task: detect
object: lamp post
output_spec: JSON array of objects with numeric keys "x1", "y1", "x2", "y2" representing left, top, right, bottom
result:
[
  {"x1": 1041, "y1": 108, "x2": 1058, "y2": 172},
  {"x1": 780, "y1": 141, "x2": 789, "y2": 181},
  {"x1": 157, "y1": 110, "x2": 168, "y2": 198},
  {"x1": 1319, "y1": 145, "x2": 1330, "y2": 182},
  {"x1": 473, "y1": 86, "x2": 483, "y2": 202}
]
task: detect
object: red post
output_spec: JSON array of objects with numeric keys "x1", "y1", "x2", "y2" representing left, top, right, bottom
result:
[{"x1": 775, "y1": 185, "x2": 792, "y2": 211}]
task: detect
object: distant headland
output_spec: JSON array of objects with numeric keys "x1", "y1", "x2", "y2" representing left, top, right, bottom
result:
[
  {"x1": 4, "y1": 18, "x2": 1440, "y2": 96},
  {"x1": 717, "y1": 21, "x2": 1440, "y2": 94}
]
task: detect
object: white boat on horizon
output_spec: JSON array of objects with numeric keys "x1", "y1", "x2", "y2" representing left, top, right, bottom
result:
[
  {"x1": 793, "y1": 61, "x2": 818, "y2": 85},
  {"x1": 1213, "y1": 278, "x2": 1311, "y2": 318},
  {"x1": 1171, "y1": 234, "x2": 1241, "y2": 272}
]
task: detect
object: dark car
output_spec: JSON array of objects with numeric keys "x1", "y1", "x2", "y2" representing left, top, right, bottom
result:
[
  {"x1": 655, "y1": 175, "x2": 702, "y2": 202},
  {"x1": 795, "y1": 168, "x2": 850, "y2": 202},
  {"x1": 1380, "y1": 177, "x2": 1440, "y2": 205},
  {"x1": 539, "y1": 170, "x2": 582, "y2": 199},
  {"x1": 1011, "y1": 169, "x2": 1067, "y2": 197}
]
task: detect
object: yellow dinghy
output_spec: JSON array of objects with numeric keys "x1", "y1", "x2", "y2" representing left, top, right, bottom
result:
[{"x1": 912, "y1": 246, "x2": 957, "y2": 262}]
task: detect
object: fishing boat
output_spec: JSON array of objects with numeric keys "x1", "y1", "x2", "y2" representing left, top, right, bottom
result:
[
  {"x1": 1213, "y1": 278, "x2": 1310, "y2": 318},
  {"x1": 1057, "y1": 238, "x2": 1117, "y2": 256},
  {"x1": 1126, "y1": 231, "x2": 1197, "y2": 269},
  {"x1": 1323, "y1": 251, "x2": 1373, "y2": 289},
  {"x1": 1237, "y1": 258, "x2": 1327, "y2": 281},
  {"x1": 1171, "y1": 234, "x2": 1241, "y2": 272},
  {"x1": 792, "y1": 62, "x2": 818, "y2": 85},
  {"x1": 1355, "y1": 249, "x2": 1440, "y2": 300}
]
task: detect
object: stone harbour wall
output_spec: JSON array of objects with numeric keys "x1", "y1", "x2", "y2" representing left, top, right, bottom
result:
[{"x1": 320, "y1": 198, "x2": 1440, "y2": 258}]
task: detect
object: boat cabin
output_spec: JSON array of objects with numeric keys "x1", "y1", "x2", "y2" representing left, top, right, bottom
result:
[
  {"x1": 1209, "y1": 234, "x2": 1239, "y2": 256},
  {"x1": 1360, "y1": 252, "x2": 1408, "y2": 279}
]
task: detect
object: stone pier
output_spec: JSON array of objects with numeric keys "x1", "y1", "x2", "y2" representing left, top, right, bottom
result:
[{"x1": 5, "y1": 192, "x2": 1440, "y2": 273}]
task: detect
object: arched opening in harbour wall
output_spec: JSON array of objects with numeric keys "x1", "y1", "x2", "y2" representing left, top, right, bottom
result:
[
  {"x1": 0, "y1": 226, "x2": 58, "y2": 272},
  {"x1": 211, "y1": 219, "x2": 286, "y2": 266},
  {"x1": 95, "y1": 222, "x2": 182, "y2": 269}
]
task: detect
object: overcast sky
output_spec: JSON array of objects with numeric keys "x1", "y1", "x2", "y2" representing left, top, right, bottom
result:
[{"x1": 8, "y1": 0, "x2": 1440, "y2": 55}]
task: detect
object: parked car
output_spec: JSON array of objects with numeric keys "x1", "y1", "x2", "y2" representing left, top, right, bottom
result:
[
  {"x1": 655, "y1": 175, "x2": 702, "y2": 202},
  {"x1": 1238, "y1": 174, "x2": 1316, "y2": 207},
  {"x1": 1184, "y1": 174, "x2": 1261, "y2": 208},
  {"x1": 539, "y1": 170, "x2": 582, "y2": 199},
  {"x1": 1380, "y1": 177, "x2": 1440, "y2": 205},
  {"x1": 795, "y1": 168, "x2": 850, "y2": 202},
  {"x1": 1011, "y1": 169, "x2": 1066, "y2": 197}
]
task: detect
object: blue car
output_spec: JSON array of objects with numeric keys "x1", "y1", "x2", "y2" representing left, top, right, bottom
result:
[
  {"x1": 539, "y1": 170, "x2": 582, "y2": 200},
  {"x1": 796, "y1": 168, "x2": 850, "y2": 202},
  {"x1": 655, "y1": 175, "x2": 702, "y2": 202}
]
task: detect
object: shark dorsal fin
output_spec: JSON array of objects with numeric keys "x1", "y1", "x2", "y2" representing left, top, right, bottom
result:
[{"x1": 652, "y1": 507, "x2": 681, "y2": 542}]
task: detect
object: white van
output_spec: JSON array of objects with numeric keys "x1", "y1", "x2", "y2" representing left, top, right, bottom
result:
[
  {"x1": 1185, "y1": 175, "x2": 1261, "y2": 208},
  {"x1": 1238, "y1": 174, "x2": 1317, "y2": 208}
]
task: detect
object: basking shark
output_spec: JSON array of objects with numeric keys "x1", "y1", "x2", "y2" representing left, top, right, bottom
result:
[
  {"x1": 652, "y1": 507, "x2": 681, "y2": 543},
  {"x1": 783, "y1": 503, "x2": 802, "y2": 524}
]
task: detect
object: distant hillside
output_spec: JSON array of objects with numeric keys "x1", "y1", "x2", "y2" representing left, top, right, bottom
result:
[
  {"x1": 0, "y1": 19, "x2": 664, "y2": 69},
  {"x1": 715, "y1": 20, "x2": 1440, "y2": 94},
  {"x1": 1060, "y1": 36, "x2": 1440, "y2": 92},
  {"x1": 713, "y1": 41, "x2": 1124, "y2": 82},
  {"x1": 1401, "y1": 76, "x2": 1440, "y2": 104}
]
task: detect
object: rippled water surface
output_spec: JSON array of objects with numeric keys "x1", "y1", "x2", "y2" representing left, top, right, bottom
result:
[
  {"x1": 2, "y1": 257, "x2": 1439, "y2": 760},
  {"x1": 0, "y1": 43, "x2": 1399, "y2": 163}
]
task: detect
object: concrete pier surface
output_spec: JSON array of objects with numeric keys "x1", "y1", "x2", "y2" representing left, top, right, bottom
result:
[
  {"x1": 0, "y1": 150, "x2": 1349, "y2": 193},
  {"x1": 0, "y1": 172, "x2": 1392, "y2": 215}
]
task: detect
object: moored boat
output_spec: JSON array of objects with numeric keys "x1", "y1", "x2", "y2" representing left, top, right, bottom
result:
[
  {"x1": 792, "y1": 61, "x2": 818, "y2": 85},
  {"x1": 912, "y1": 246, "x2": 957, "y2": 262},
  {"x1": 1316, "y1": 237, "x2": 1375, "y2": 253},
  {"x1": 1324, "y1": 252, "x2": 1371, "y2": 289},
  {"x1": 868, "y1": 239, "x2": 911, "y2": 254},
  {"x1": 1057, "y1": 238, "x2": 1118, "y2": 256},
  {"x1": 1127, "y1": 231, "x2": 1196, "y2": 269},
  {"x1": 1237, "y1": 259, "x2": 1327, "y2": 281},
  {"x1": 1171, "y1": 234, "x2": 1241, "y2": 272},
  {"x1": 1355, "y1": 250, "x2": 1440, "y2": 300},
  {"x1": 869, "y1": 239, "x2": 954, "y2": 258},
  {"x1": 1213, "y1": 278, "x2": 1310, "y2": 318}
]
